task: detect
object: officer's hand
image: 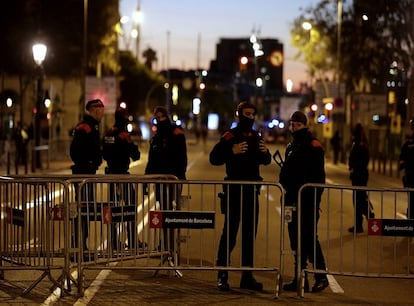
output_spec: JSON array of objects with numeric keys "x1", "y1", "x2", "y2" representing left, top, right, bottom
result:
[
  {"x1": 232, "y1": 141, "x2": 248, "y2": 154},
  {"x1": 259, "y1": 139, "x2": 268, "y2": 152}
]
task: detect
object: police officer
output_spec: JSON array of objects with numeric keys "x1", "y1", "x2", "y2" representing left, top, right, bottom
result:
[
  {"x1": 279, "y1": 110, "x2": 329, "y2": 293},
  {"x1": 70, "y1": 99, "x2": 104, "y2": 252},
  {"x1": 145, "y1": 106, "x2": 188, "y2": 255},
  {"x1": 210, "y1": 101, "x2": 271, "y2": 292},
  {"x1": 348, "y1": 123, "x2": 374, "y2": 233},
  {"x1": 399, "y1": 118, "x2": 414, "y2": 219},
  {"x1": 145, "y1": 106, "x2": 187, "y2": 180},
  {"x1": 70, "y1": 99, "x2": 104, "y2": 174},
  {"x1": 103, "y1": 107, "x2": 140, "y2": 175},
  {"x1": 103, "y1": 107, "x2": 140, "y2": 250}
]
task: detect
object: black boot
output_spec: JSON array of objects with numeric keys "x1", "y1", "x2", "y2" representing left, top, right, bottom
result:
[
  {"x1": 239, "y1": 272, "x2": 263, "y2": 291},
  {"x1": 217, "y1": 271, "x2": 229, "y2": 291},
  {"x1": 311, "y1": 276, "x2": 329, "y2": 293},
  {"x1": 283, "y1": 263, "x2": 309, "y2": 292},
  {"x1": 283, "y1": 277, "x2": 309, "y2": 292}
]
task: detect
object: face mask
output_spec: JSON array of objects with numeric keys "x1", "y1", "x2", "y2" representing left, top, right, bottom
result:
[
  {"x1": 156, "y1": 119, "x2": 170, "y2": 133},
  {"x1": 238, "y1": 115, "x2": 254, "y2": 131}
]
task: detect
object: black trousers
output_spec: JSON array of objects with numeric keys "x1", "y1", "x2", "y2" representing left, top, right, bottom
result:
[
  {"x1": 155, "y1": 183, "x2": 180, "y2": 253},
  {"x1": 216, "y1": 184, "x2": 259, "y2": 270},
  {"x1": 108, "y1": 182, "x2": 137, "y2": 249},
  {"x1": 351, "y1": 175, "x2": 373, "y2": 228},
  {"x1": 287, "y1": 204, "x2": 327, "y2": 281},
  {"x1": 71, "y1": 167, "x2": 96, "y2": 251},
  {"x1": 73, "y1": 182, "x2": 94, "y2": 250}
]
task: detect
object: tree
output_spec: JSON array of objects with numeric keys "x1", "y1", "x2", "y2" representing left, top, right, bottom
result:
[
  {"x1": 342, "y1": 0, "x2": 413, "y2": 93},
  {"x1": 290, "y1": 0, "x2": 414, "y2": 94},
  {"x1": 0, "y1": 0, "x2": 119, "y2": 78},
  {"x1": 290, "y1": 3, "x2": 335, "y2": 80},
  {"x1": 118, "y1": 51, "x2": 165, "y2": 118},
  {"x1": 142, "y1": 47, "x2": 158, "y2": 71},
  {"x1": 0, "y1": 0, "x2": 120, "y2": 124}
]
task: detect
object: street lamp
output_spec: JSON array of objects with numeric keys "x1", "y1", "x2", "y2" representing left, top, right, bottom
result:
[
  {"x1": 119, "y1": 2, "x2": 143, "y2": 61},
  {"x1": 132, "y1": 4, "x2": 143, "y2": 61},
  {"x1": 249, "y1": 32, "x2": 264, "y2": 99},
  {"x1": 336, "y1": 0, "x2": 342, "y2": 98},
  {"x1": 32, "y1": 42, "x2": 47, "y2": 169},
  {"x1": 302, "y1": 21, "x2": 312, "y2": 31}
]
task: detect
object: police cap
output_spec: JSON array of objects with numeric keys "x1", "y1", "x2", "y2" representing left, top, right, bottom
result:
[{"x1": 86, "y1": 99, "x2": 104, "y2": 111}]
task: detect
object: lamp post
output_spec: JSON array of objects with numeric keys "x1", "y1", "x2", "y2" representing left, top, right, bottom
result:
[
  {"x1": 32, "y1": 43, "x2": 47, "y2": 169},
  {"x1": 336, "y1": 0, "x2": 346, "y2": 163},
  {"x1": 132, "y1": 3, "x2": 143, "y2": 61},
  {"x1": 166, "y1": 30, "x2": 171, "y2": 112},
  {"x1": 249, "y1": 32, "x2": 264, "y2": 100},
  {"x1": 119, "y1": 1, "x2": 143, "y2": 60},
  {"x1": 336, "y1": 0, "x2": 342, "y2": 97}
]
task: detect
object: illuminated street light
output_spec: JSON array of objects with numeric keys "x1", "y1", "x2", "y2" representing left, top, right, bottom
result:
[
  {"x1": 249, "y1": 30, "x2": 264, "y2": 98},
  {"x1": 44, "y1": 97, "x2": 51, "y2": 108},
  {"x1": 325, "y1": 102, "x2": 333, "y2": 111},
  {"x1": 302, "y1": 21, "x2": 312, "y2": 31},
  {"x1": 255, "y1": 77, "x2": 263, "y2": 87},
  {"x1": 120, "y1": 1, "x2": 143, "y2": 61},
  {"x1": 301, "y1": 21, "x2": 314, "y2": 44},
  {"x1": 192, "y1": 97, "x2": 201, "y2": 115},
  {"x1": 6, "y1": 98, "x2": 13, "y2": 108},
  {"x1": 132, "y1": 3, "x2": 143, "y2": 61},
  {"x1": 32, "y1": 42, "x2": 47, "y2": 170},
  {"x1": 32, "y1": 43, "x2": 47, "y2": 65}
]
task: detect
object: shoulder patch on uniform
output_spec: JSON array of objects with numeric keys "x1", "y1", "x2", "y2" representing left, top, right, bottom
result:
[
  {"x1": 311, "y1": 139, "x2": 323, "y2": 148},
  {"x1": 222, "y1": 131, "x2": 234, "y2": 140},
  {"x1": 173, "y1": 128, "x2": 184, "y2": 135},
  {"x1": 118, "y1": 131, "x2": 131, "y2": 141},
  {"x1": 76, "y1": 123, "x2": 92, "y2": 133}
]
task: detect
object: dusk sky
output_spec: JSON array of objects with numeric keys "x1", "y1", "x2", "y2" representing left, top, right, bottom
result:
[{"x1": 120, "y1": 0, "x2": 321, "y2": 89}]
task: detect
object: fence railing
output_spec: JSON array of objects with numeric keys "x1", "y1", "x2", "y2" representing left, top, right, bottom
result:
[
  {"x1": 2, "y1": 175, "x2": 413, "y2": 299},
  {"x1": 1, "y1": 176, "x2": 283, "y2": 298},
  {"x1": 292, "y1": 183, "x2": 414, "y2": 297}
]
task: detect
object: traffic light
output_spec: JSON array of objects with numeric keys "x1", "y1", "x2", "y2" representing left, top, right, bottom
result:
[
  {"x1": 318, "y1": 98, "x2": 335, "y2": 123},
  {"x1": 324, "y1": 102, "x2": 333, "y2": 122},
  {"x1": 309, "y1": 103, "x2": 318, "y2": 120},
  {"x1": 239, "y1": 56, "x2": 249, "y2": 71}
]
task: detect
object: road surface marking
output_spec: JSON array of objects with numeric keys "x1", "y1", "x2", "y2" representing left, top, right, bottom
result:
[
  {"x1": 44, "y1": 149, "x2": 203, "y2": 305},
  {"x1": 327, "y1": 274, "x2": 344, "y2": 293}
]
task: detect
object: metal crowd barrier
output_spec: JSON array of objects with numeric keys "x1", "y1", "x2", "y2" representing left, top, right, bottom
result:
[
  {"x1": 0, "y1": 177, "x2": 70, "y2": 295},
  {"x1": 289, "y1": 183, "x2": 414, "y2": 297},
  {"x1": 1, "y1": 175, "x2": 284, "y2": 298},
  {"x1": 74, "y1": 178, "x2": 284, "y2": 298}
]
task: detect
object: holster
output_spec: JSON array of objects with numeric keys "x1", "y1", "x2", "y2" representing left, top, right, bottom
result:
[{"x1": 218, "y1": 192, "x2": 227, "y2": 214}]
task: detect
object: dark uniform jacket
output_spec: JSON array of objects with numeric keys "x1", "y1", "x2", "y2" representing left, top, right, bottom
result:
[
  {"x1": 399, "y1": 134, "x2": 414, "y2": 186},
  {"x1": 348, "y1": 140, "x2": 369, "y2": 186},
  {"x1": 103, "y1": 126, "x2": 140, "y2": 174},
  {"x1": 70, "y1": 114, "x2": 102, "y2": 174},
  {"x1": 145, "y1": 122, "x2": 187, "y2": 179},
  {"x1": 279, "y1": 128, "x2": 325, "y2": 207},
  {"x1": 209, "y1": 126, "x2": 271, "y2": 181}
]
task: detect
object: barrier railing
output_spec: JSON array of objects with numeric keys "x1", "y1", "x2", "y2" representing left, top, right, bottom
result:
[
  {"x1": 73, "y1": 178, "x2": 284, "y2": 297},
  {"x1": 0, "y1": 175, "x2": 284, "y2": 296},
  {"x1": 0, "y1": 177, "x2": 70, "y2": 295},
  {"x1": 3, "y1": 175, "x2": 414, "y2": 300},
  {"x1": 290, "y1": 183, "x2": 414, "y2": 297}
]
